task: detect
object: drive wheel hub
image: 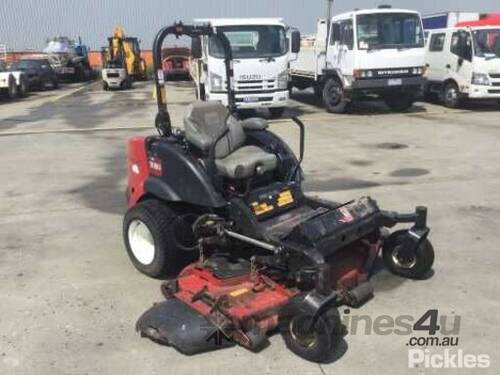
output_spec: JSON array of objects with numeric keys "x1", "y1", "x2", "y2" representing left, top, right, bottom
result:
[{"x1": 128, "y1": 219, "x2": 156, "y2": 265}]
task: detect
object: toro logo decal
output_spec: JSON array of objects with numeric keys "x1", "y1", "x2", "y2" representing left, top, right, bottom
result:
[{"x1": 148, "y1": 157, "x2": 162, "y2": 176}]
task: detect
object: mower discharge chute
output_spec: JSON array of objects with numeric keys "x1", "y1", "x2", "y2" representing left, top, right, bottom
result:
[{"x1": 124, "y1": 22, "x2": 435, "y2": 363}]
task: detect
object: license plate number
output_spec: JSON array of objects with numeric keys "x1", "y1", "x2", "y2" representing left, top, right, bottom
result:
[
  {"x1": 388, "y1": 78, "x2": 402, "y2": 86},
  {"x1": 243, "y1": 97, "x2": 258, "y2": 103}
]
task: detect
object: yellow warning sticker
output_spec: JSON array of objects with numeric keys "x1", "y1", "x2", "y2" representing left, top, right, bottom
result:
[{"x1": 229, "y1": 288, "x2": 249, "y2": 297}]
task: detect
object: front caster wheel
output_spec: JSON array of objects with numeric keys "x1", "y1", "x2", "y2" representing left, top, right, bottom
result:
[
  {"x1": 280, "y1": 307, "x2": 341, "y2": 363},
  {"x1": 123, "y1": 200, "x2": 196, "y2": 278},
  {"x1": 383, "y1": 230, "x2": 434, "y2": 279}
]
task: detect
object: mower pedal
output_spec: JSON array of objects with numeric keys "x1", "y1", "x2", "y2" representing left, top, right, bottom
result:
[{"x1": 136, "y1": 298, "x2": 235, "y2": 354}]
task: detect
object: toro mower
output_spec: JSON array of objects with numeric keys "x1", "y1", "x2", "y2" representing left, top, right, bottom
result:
[{"x1": 124, "y1": 23, "x2": 435, "y2": 362}]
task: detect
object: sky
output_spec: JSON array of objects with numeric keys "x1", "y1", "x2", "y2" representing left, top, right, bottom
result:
[{"x1": 1, "y1": 0, "x2": 499, "y2": 50}]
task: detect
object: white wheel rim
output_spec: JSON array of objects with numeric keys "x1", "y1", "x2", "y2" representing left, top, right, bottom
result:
[{"x1": 128, "y1": 219, "x2": 156, "y2": 265}]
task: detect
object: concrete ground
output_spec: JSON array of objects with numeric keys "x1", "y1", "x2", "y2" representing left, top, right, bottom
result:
[{"x1": 0, "y1": 81, "x2": 499, "y2": 375}]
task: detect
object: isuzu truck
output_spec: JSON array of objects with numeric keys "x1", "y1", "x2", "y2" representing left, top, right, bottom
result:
[
  {"x1": 289, "y1": 6, "x2": 427, "y2": 113},
  {"x1": 192, "y1": 18, "x2": 300, "y2": 117}
]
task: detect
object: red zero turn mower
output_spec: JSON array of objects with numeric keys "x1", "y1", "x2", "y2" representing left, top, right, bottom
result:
[{"x1": 124, "y1": 23, "x2": 435, "y2": 362}]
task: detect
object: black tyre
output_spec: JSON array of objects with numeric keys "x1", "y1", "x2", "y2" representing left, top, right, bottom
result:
[
  {"x1": 269, "y1": 107, "x2": 285, "y2": 118},
  {"x1": 313, "y1": 83, "x2": 322, "y2": 98},
  {"x1": 19, "y1": 76, "x2": 29, "y2": 97},
  {"x1": 123, "y1": 200, "x2": 196, "y2": 278},
  {"x1": 102, "y1": 81, "x2": 109, "y2": 91},
  {"x1": 280, "y1": 307, "x2": 342, "y2": 363},
  {"x1": 385, "y1": 95, "x2": 414, "y2": 112},
  {"x1": 7, "y1": 76, "x2": 18, "y2": 99},
  {"x1": 52, "y1": 78, "x2": 59, "y2": 90},
  {"x1": 383, "y1": 230, "x2": 434, "y2": 279},
  {"x1": 322, "y1": 78, "x2": 347, "y2": 113},
  {"x1": 442, "y1": 81, "x2": 461, "y2": 108}
]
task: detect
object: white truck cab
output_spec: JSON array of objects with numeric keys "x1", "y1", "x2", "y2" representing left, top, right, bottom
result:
[
  {"x1": 290, "y1": 7, "x2": 426, "y2": 113},
  {"x1": 425, "y1": 20, "x2": 500, "y2": 107},
  {"x1": 192, "y1": 18, "x2": 300, "y2": 117}
]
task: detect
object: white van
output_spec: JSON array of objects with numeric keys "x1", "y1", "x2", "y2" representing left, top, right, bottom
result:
[{"x1": 425, "y1": 20, "x2": 500, "y2": 107}]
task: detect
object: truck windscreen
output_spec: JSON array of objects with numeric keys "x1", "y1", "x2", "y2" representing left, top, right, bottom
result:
[
  {"x1": 356, "y1": 13, "x2": 424, "y2": 50},
  {"x1": 209, "y1": 25, "x2": 287, "y2": 59},
  {"x1": 472, "y1": 29, "x2": 500, "y2": 58}
]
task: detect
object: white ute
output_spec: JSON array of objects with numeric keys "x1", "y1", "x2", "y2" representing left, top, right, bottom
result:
[
  {"x1": 290, "y1": 6, "x2": 427, "y2": 112},
  {"x1": 425, "y1": 19, "x2": 500, "y2": 108},
  {"x1": 0, "y1": 45, "x2": 29, "y2": 99},
  {"x1": 192, "y1": 18, "x2": 301, "y2": 117}
]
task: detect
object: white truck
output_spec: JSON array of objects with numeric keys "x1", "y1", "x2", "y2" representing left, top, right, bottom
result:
[
  {"x1": 192, "y1": 18, "x2": 300, "y2": 117},
  {"x1": 0, "y1": 45, "x2": 29, "y2": 99},
  {"x1": 289, "y1": 6, "x2": 427, "y2": 113},
  {"x1": 424, "y1": 17, "x2": 500, "y2": 107}
]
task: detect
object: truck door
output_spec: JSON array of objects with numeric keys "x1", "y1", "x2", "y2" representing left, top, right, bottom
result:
[
  {"x1": 426, "y1": 32, "x2": 447, "y2": 82},
  {"x1": 327, "y1": 19, "x2": 354, "y2": 77},
  {"x1": 447, "y1": 29, "x2": 473, "y2": 90}
]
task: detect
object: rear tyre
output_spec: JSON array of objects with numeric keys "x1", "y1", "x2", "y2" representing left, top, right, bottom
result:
[
  {"x1": 280, "y1": 306, "x2": 342, "y2": 363},
  {"x1": 385, "y1": 94, "x2": 414, "y2": 112},
  {"x1": 383, "y1": 230, "x2": 434, "y2": 279},
  {"x1": 123, "y1": 200, "x2": 195, "y2": 278},
  {"x1": 8, "y1": 76, "x2": 18, "y2": 99},
  {"x1": 269, "y1": 107, "x2": 285, "y2": 118},
  {"x1": 18, "y1": 76, "x2": 29, "y2": 97},
  {"x1": 322, "y1": 78, "x2": 348, "y2": 113},
  {"x1": 442, "y1": 81, "x2": 461, "y2": 108}
]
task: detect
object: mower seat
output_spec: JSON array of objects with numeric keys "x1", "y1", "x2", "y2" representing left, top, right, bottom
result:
[{"x1": 184, "y1": 101, "x2": 277, "y2": 179}]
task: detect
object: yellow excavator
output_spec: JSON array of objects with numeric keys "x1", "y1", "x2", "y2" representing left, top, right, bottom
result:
[{"x1": 102, "y1": 26, "x2": 147, "y2": 89}]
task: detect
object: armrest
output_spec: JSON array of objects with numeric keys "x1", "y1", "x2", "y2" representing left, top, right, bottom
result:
[{"x1": 241, "y1": 117, "x2": 269, "y2": 131}]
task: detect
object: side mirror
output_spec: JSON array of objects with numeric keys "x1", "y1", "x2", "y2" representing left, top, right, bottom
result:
[
  {"x1": 291, "y1": 30, "x2": 301, "y2": 53},
  {"x1": 191, "y1": 37, "x2": 202, "y2": 59}
]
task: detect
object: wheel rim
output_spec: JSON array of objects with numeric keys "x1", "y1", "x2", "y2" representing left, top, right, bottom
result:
[
  {"x1": 445, "y1": 86, "x2": 457, "y2": 104},
  {"x1": 289, "y1": 315, "x2": 318, "y2": 348},
  {"x1": 392, "y1": 245, "x2": 417, "y2": 269},
  {"x1": 326, "y1": 84, "x2": 342, "y2": 106},
  {"x1": 128, "y1": 219, "x2": 156, "y2": 265}
]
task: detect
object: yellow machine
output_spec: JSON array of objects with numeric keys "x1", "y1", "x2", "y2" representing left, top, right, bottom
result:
[{"x1": 108, "y1": 26, "x2": 147, "y2": 80}]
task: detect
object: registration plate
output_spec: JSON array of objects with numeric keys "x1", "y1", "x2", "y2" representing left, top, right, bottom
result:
[
  {"x1": 243, "y1": 97, "x2": 259, "y2": 103},
  {"x1": 388, "y1": 78, "x2": 402, "y2": 86}
]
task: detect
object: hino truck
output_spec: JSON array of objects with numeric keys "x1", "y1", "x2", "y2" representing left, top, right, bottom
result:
[
  {"x1": 425, "y1": 16, "x2": 500, "y2": 107},
  {"x1": 289, "y1": 6, "x2": 427, "y2": 113},
  {"x1": 192, "y1": 18, "x2": 300, "y2": 117}
]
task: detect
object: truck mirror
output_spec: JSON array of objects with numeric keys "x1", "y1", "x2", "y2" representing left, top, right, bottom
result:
[
  {"x1": 191, "y1": 37, "x2": 202, "y2": 59},
  {"x1": 291, "y1": 30, "x2": 301, "y2": 53}
]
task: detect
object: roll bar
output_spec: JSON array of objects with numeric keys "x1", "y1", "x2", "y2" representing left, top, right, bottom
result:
[{"x1": 152, "y1": 22, "x2": 235, "y2": 136}]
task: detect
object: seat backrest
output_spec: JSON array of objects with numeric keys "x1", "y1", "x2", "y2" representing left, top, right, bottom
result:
[{"x1": 184, "y1": 101, "x2": 245, "y2": 158}]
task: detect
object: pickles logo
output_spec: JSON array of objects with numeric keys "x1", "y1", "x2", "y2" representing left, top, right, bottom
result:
[{"x1": 409, "y1": 349, "x2": 490, "y2": 369}]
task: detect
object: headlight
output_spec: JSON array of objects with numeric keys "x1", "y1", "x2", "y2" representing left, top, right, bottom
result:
[
  {"x1": 471, "y1": 72, "x2": 490, "y2": 86},
  {"x1": 210, "y1": 72, "x2": 224, "y2": 91},
  {"x1": 277, "y1": 70, "x2": 288, "y2": 89},
  {"x1": 353, "y1": 69, "x2": 373, "y2": 79}
]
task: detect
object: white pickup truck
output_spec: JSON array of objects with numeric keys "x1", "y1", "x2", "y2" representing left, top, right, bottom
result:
[
  {"x1": 192, "y1": 18, "x2": 300, "y2": 117},
  {"x1": 0, "y1": 60, "x2": 29, "y2": 100},
  {"x1": 289, "y1": 7, "x2": 427, "y2": 112}
]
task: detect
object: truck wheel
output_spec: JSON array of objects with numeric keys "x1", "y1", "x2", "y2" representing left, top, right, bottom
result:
[
  {"x1": 280, "y1": 306, "x2": 342, "y2": 363},
  {"x1": 123, "y1": 200, "x2": 195, "y2": 278},
  {"x1": 322, "y1": 78, "x2": 347, "y2": 113},
  {"x1": 52, "y1": 78, "x2": 59, "y2": 90},
  {"x1": 383, "y1": 230, "x2": 434, "y2": 279},
  {"x1": 385, "y1": 95, "x2": 414, "y2": 112},
  {"x1": 442, "y1": 81, "x2": 461, "y2": 108},
  {"x1": 8, "y1": 76, "x2": 18, "y2": 99},
  {"x1": 102, "y1": 81, "x2": 109, "y2": 91},
  {"x1": 269, "y1": 107, "x2": 285, "y2": 118}
]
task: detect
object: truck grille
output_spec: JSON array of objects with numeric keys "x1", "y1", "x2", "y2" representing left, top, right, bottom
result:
[
  {"x1": 236, "y1": 79, "x2": 277, "y2": 92},
  {"x1": 489, "y1": 73, "x2": 500, "y2": 79}
]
